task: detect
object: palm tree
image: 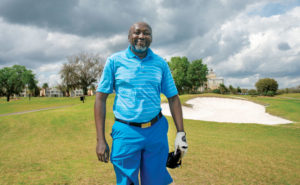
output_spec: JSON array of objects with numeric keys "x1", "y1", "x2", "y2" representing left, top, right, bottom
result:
[{"x1": 42, "y1": 83, "x2": 49, "y2": 89}]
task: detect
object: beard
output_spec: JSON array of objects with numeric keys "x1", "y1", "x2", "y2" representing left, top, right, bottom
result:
[{"x1": 132, "y1": 44, "x2": 148, "y2": 53}]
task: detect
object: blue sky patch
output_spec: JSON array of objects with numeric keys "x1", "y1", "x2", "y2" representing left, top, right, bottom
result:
[{"x1": 249, "y1": 1, "x2": 300, "y2": 17}]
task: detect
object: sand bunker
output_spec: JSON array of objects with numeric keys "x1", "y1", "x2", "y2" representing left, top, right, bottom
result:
[{"x1": 161, "y1": 97, "x2": 292, "y2": 125}]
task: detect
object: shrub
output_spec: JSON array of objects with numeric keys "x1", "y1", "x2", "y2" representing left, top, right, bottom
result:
[
  {"x1": 248, "y1": 89, "x2": 258, "y2": 96},
  {"x1": 266, "y1": 91, "x2": 275, "y2": 96},
  {"x1": 212, "y1": 89, "x2": 221, "y2": 94},
  {"x1": 241, "y1": 89, "x2": 248, "y2": 95},
  {"x1": 277, "y1": 86, "x2": 300, "y2": 94},
  {"x1": 219, "y1": 84, "x2": 229, "y2": 94}
]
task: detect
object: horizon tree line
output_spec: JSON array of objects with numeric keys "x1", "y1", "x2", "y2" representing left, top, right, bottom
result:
[{"x1": 0, "y1": 53, "x2": 299, "y2": 101}]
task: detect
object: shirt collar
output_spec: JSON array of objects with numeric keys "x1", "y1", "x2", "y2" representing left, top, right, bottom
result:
[{"x1": 126, "y1": 46, "x2": 153, "y2": 60}]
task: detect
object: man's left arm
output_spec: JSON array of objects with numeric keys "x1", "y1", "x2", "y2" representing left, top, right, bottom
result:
[
  {"x1": 168, "y1": 95, "x2": 184, "y2": 132},
  {"x1": 168, "y1": 95, "x2": 188, "y2": 156}
]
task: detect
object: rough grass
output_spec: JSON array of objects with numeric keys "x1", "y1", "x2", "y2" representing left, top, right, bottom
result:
[{"x1": 0, "y1": 94, "x2": 299, "y2": 184}]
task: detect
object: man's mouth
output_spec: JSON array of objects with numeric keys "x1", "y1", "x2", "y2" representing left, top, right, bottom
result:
[{"x1": 137, "y1": 40, "x2": 145, "y2": 45}]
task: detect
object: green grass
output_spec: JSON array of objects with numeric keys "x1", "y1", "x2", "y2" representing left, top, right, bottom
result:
[
  {"x1": 277, "y1": 93, "x2": 300, "y2": 99},
  {"x1": 0, "y1": 97, "x2": 83, "y2": 115},
  {"x1": 246, "y1": 96, "x2": 300, "y2": 126},
  {"x1": 0, "y1": 94, "x2": 300, "y2": 184}
]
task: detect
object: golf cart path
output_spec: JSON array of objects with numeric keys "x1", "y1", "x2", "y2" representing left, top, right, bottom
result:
[{"x1": 0, "y1": 105, "x2": 74, "y2": 117}]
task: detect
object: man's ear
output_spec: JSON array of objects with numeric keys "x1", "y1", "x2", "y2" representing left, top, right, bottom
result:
[{"x1": 128, "y1": 29, "x2": 132, "y2": 41}]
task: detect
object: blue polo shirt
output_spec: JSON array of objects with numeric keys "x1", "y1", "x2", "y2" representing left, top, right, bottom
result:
[{"x1": 97, "y1": 46, "x2": 178, "y2": 122}]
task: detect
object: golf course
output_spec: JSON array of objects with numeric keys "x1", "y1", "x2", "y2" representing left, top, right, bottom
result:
[{"x1": 0, "y1": 94, "x2": 299, "y2": 185}]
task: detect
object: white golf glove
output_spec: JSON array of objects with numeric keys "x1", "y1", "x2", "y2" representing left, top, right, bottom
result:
[{"x1": 174, "y1": 132, "x2": 188, "y2": 157}]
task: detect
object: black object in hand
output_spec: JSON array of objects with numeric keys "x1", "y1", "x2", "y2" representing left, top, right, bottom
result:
[{"x1": 166, "y1": 149, "x2": 182, "y2": 169}]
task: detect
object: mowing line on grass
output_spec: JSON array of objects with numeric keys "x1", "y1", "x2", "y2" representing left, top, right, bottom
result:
[{"x1": 0, "y1": 105, "x2": 75, "y2": 117}]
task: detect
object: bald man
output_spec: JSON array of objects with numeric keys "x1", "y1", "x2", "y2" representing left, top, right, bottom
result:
[{"x1": 94, "y1": 22, "x2": 188, "y2": 185}]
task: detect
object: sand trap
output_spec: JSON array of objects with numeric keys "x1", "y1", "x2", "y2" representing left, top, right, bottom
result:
[{"x1": 161, "y1": 97, "x2": 292, "y2": 125}]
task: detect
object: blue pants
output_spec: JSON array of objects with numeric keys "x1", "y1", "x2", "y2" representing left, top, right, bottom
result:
[{"x1": 110, "y1": 116, "x2": 173, "y2": 185}]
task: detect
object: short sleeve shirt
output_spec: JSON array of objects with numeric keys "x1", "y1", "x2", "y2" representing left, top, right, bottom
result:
[{"x1": 97, "y1": 46, "x2": 178, "y2": 122}]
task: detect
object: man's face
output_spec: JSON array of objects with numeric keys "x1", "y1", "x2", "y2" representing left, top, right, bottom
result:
[{"x1": 128, "y1": 23, "x2": 152, "y2": 53}]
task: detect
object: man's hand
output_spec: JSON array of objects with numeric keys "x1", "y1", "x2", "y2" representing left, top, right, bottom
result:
[
  {"x1": 96, "y1": 140, "x2": 110, "y2": 163},
  {"x1": 174, "y1": 132, "x2": 188, "y2": 157}
]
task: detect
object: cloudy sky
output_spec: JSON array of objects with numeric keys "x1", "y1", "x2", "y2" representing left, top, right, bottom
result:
[{"x1": 0, "y1": 0, "x2": 299, "y2": 89}]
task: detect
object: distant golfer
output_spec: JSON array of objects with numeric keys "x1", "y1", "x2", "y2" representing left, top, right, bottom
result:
[{"x1": 94, "y1": 22, "x2": 188, "y2": 185}]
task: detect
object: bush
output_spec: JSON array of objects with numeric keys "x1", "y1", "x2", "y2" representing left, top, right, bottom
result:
[
  {"x1": 204, "y1": 89, "x2": 212, "y2": 93},
  {"x1": 248, "y1": 89, "x2": 258, "y2": 96},
  {"x1": 219, "y1": 84, "x2": 229, "y2": 94},
  {"x1": 266, "y1": 91, "x2": 275, "y2": 96},
  {"x1": 277, "y1": 86, "x2": 300, "y2": 94},
  {"x1": 241, "y1": 89, "x2": 248, "y2": 95},
  {"x1": 212, "y1": 89, "x2": 220, "y2": 94},
  {"x1": 277, "y1": 89, "x2": 284, "y2": 95}
]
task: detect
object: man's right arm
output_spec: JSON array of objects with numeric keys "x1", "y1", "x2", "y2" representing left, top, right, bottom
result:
[{"x1": 94, "y1": 92, "x2": 110, "y2": 163}]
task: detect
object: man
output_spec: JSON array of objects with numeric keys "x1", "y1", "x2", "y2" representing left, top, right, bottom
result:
[{"x1": 94, "y1": 22, "x2": 188, "y2": 185}]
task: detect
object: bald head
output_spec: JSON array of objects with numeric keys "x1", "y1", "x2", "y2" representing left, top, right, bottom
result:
[{"x1": 128, "y1": 22, "x2": 152, "y2": 37}]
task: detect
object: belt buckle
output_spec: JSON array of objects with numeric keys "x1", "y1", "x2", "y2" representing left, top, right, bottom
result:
[{"x1": 141, "y1": 122, "x2": 151, "y2": 128}]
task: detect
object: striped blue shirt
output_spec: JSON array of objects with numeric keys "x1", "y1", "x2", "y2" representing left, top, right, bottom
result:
[{"x1": 97, "y1": 46, "x2": 178, "y2": 122}]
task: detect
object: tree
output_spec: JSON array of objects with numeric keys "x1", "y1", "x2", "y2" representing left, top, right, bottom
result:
[
  {"x1": 241, "y1": 88, "x2": 248, "y2": 94},
  {"x1": 57, "y1": 83, "x2": 68, "y2": 97},
  {"x1": 26, "y1": 72, "x2": 39, "y2": 98},
  {"x1": 168, "y1": 57, "x2": 190, "y2": 94},
  {"x1": 237, "y1": 86, "x2": 242, "y2": 94},
  {"x1": 33, "y1": 86, "x2": 41, "y2": 97},
  {"x1": 90, "y1": 84, "x2": 96, "y2": 91},
  {"x1": 248, "y1": 89, "x2": 258, "y2": 96},
  {"x1": 229, "y1": 85, "x2": 237, "y2": 94},
  {"x1": 60, "y1": 52, "x2": 104, "y2": 95},
  {"x1": 255, "y1": 78, "x2": 278, "y2": 95},
  {"x1": 0, "y1": 85, "x2": 4, "y2": 97},
  {"x1": 219, "y1": 83, "x2": 229, "y2": 94},
  {"x1": 42, "y1": 83, "x2": 49, "y2": 89},
  {"x1": 0, "y1": 65, "x2": 37, "y2": 101},
  {"x1": 187, "y1": 59, "x2": 208, "y2": 93},
  {"x1": 60, "y1": 62, "x2": 78, "y2": 96}
]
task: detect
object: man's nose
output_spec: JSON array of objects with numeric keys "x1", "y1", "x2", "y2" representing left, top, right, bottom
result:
[{"x1": 138, "y1": 33, "x2": 145, "y2": 38}]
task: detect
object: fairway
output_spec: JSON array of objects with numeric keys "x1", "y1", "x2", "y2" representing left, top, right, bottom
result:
[
  {"x1": 0, "y1": 97, "x2": 82, "y2": 115},
  {"x1": 0, "y1": 94, "x2": 299, "y2": 184}
]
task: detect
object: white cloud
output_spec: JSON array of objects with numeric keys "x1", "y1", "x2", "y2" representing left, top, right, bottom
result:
[
  {"x1": 201, "y1": 6, "x2": 300, "y2": 88},
  {"x1": 0, "y1": 18, "x2": 127, "y2": 87},
  {"x1": 36, "y1": 63, "x2": 63, "y2": 72}
]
